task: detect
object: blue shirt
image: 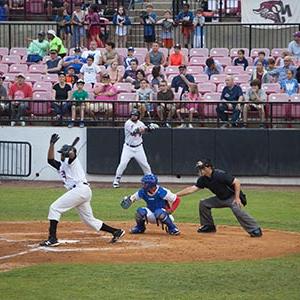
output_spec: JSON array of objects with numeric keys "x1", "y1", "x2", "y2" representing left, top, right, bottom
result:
[
  {"x1": 254, "y1": 58, "x2": 268, "y2": 68},
  {"x1": 280, "y1": 78, "x2": 299, "y2": 96},
  {"x1": 176, "y1": 11, "x2": 194, "y2": 23},
  {"x1": 171, "y1": 74, "x2": 195, "y2": 98},
  {"x1": 63, "y1": 55, "x2": 86, "y2": 74},
  {"x1": 221, "y1": 85, "x2": 243, "y2": 102},
  {"x1": 268, "y1": 65, "x2": 297, "y2": 82},
  {"x1": 204, "y1": 62, "x2": 223, "y2": 79},
  {"x1": 143, "y1": 12, "x2": 157, "y2": 37}
]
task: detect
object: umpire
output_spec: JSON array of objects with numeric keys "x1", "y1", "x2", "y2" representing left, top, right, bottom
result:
[{"x1": 177, "y1": 159, "x2": 262, "y2": 237}]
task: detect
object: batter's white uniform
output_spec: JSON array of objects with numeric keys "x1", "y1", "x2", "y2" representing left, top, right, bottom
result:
[
  {"x1": 48, "y1": 158, "x2": 103, "y2": 231},
  {"x1": 113, "y1": 119, "x2": 152, "y2": 185}
]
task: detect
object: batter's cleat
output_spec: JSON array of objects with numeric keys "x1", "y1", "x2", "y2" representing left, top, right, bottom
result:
[
  {"x1": 110, "y1": 229, "x2": 125, "y2": 243},
  {"x1": 112, "y1": 182, "x2": 119, "y2": 188},
  {"x1": 39, "y1": 238, "x2": 60, "y2": 247},
  {"x1": 130, "y1": 225, "x2": 146, "y2": 234},
  {"x1": 166, "y1": 227, "x2": 180, "y2": 235},
  {"x1": 197, "y1": 225, "x2": 216, "y2": 233},
  {"x1": 249, "y1": 227, "x2": 263, "y2": 237}
]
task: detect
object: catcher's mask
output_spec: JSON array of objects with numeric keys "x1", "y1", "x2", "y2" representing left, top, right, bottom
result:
[
  {"x1": 57, "y1": 144, "x2": 77, "y2": 158},
  {"x1": 141, "y1": 174, "x2": 158, "y2": 192}
]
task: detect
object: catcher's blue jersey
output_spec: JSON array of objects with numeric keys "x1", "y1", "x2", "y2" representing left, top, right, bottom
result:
[{"x1": 137, "y1": 186, "x2": 169, "y2": 212}]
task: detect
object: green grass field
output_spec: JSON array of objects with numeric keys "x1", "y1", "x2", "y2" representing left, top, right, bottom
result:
[{"x1": 0, "y1": 186, "x2": 299, "y2": 300}]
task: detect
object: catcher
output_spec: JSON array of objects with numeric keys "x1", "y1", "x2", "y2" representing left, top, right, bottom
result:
[
  {"x1": 40, "y1": 134, "x2": 125, "y2": 247},
  {"x1": 121, "y1": 174, "x2": 181, "y2": 235}
]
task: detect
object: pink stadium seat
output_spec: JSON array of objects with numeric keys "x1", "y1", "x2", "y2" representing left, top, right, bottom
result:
[
  {"x1": 116, "y1": 48, "x2": 127, "y2": 57},
  {"x1": 268, "y1": 93, "x2": 290, "y2": 118},
  {"x1": 165, "y1": 66, "x2": 179, "y2": 75},
  {"x1": 4, "y1": 73, "x2": 18, "y2": 81},
  {"x1": 189, "y1": 56, "x2": 207, "y2": 66},
  {"x1": 42, "y1": 55, "x2": 50, "y2": 63},
  {"x1": 30, "y1": 92, "x2": 52, "y2": 116},
  {"x1": 210, "y1": 48, "x2": 229, "y2": 57},
  {"x1": 225, "y1": 66, "x2": 245, "y2": 74},
  {"x1": 233, "y1": 74, "x2": 250, "y2": 84},
  {"x1": 25, "y1": 73, "x2": 43, "y2": 82},
  {"x1": 33, "y1": 81, "x2": 53, "y2": 91},
  {"x1": 21, "y1": 56, "x2": 28, "y2": 63},
  {"x1": 170, "y1": 47, "x2": 189, "y2": 57},
  {"x1": 250, "y1": 48, "x2": 270, "y2": 58},
  {"x1": 0, "y1": 47, "x2": 9, "y2": 57},
  {"x1": 26, "y1": 0, "x2": 45, "y2": 14},
  {"x1": 189, "y1": 48, "x2": 209, "y2": 57},
  {"x1": 9, "y1": 64, "x2": 28, "y2": 73},
  {"x1": 115, "y1": 93, "x2": 136, "y2": 117},
  {"x1": 159, "y1": 48, "x2": 169, "y2": 58},
  {"x1": 217, "y1": 83, "x2": 225, "y2": 93},
  {"x1": 0, "y1": 64, "x2": 8, "y2": 74},
  {"x1": 133, "y1": 54, "x2": 144, "y2": 65},
  {"x1": 246, "y1": 57, "x2": 254, "y2": 66},
  {"x1": 214, "y1": 57, "x2": 231, "y2": 67},
  {"x1": 203, "y1": 92, "x2": 221, "y2": 117},
  {"x1": 198, "y1": 82, "x2": 216, "y2": 94},
  {"x1": 43, "y1": 73, "x2": 58, "y2": 82},
  {"x1": 187, "y1": 66, "x2": 203, "y2": 74},
  {"x1": 29, "y1": 64, "x2": 47, "y2": 73},
  {"x1": 230, "y1": 48, "x2": 249, "y2": 57},
  {"x1": 271, "y1": 48, "x2": 288, "y2": 58},
  {"x1": 134, "y1": 48, "x2": 148, "y2": 57},
  {"x1": 262, "y1": 83, "x2": 280, "y2": 95},
  {"x1": 10, "y1": 48, "x2": 27, "y2": 57},
  {"x1": 141, "y1": 65, "x2": 153, "y2": 75},
  {"x1": 114, "y1": 82, "x2": 133, "y2": 93},
  {"x1": 210, "y1": 74, "x2": 227, "y2": 85},
  {"x1": 240, "y1": 83, "x2": 250, "y2": 93},
  {"x1": 167, "y1": 74, "x2": 176, "y2": 85},
  {"x1": 193, "y1": 74, "x2": 209, "y2": 83},
  {"x1": 246, "y1": 66, "x2": 255, "y2": 74},
  {"x1": 290, "y1": 94, "x2": 300, "y2": 118},
  {"x1": 1, "y1": 55, "x2": 21, "y2": 65},
  {"x1": 117, "y1": 65, "x2": 125, "y2": 75}
]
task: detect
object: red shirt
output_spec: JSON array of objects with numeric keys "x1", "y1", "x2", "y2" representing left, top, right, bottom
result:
[
  {"x1": 169, "y1": 52, "x2": 184, "y2": 66},
  {"x1": 9, "y1": 83, "x2": 33, "y2": 100}
]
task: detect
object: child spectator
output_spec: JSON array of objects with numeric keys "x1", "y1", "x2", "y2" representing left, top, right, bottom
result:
[
  {"x1": 254, "y1": 51, "x2": 268, "y2": 68},
  {"x1": 112, "y1": 6, "x2": 131, "y2": 48},
  {"x1": 176, "y1": 3, "x2": 194, "y2": 49},
  {"x1": 267, "y1": 58, "x2": 277, "y2": 82},
  {"x1": 157, "y1": 10, "x2": 174, "y2": 49},
  {"x1": 124, "y1": 47, "x2": 138, "y2": 69},
  {"x1": 280, "y1": 69, "x2": 299, "y2": 96},
  {"x1": 80, "y1": 55, "x2": 101, "y2": 87},
  {"x1": 151, "y1": 65, "x2": 165, "y2": 92},
  {"x1": 135, "y1": 79, "x2": 154, "y2": 119},
  {"x1": 233, "y1": 49, "x2": 248, "y2": 70},
  {"x1": 69, "y1": 79, "x2": 89, "y2": 128},
  {"x1": 140, "y1": 4, "x2": 157, "y2": 49},
  {"x1": 107, "y1": 61, "x2": 123, "y2": 84},
  {"x1": 71, "y1": 4, "x2": 85, "y2": 48},
  {"x1": 204, "y1": 57, "x2": 222, "y2": 79},
  {"x1": 193, "y1": 8, "x2": 205, "y2": 48},
  {"x1": 133, "y1": 69, "x2": 146, "y2": 90},
  {"x1": 65, "y1": 66, "x2": 79, "y2": 86}
]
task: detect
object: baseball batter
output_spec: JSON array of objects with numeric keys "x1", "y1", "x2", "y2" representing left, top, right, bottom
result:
[
  {"x1": 113, "y1": 109, "x2": 159, "y2": 188},
  {"x1": 121, "y1": 174, "x2": 181, "y2": 235},
  {"x1": 40, "y1": 134, "x2": 125, "y2": 247}
]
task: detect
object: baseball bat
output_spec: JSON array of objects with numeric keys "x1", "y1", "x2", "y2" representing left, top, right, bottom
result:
[{"x1": 71, "y1": 137, "x2": 80, "y2": 147}]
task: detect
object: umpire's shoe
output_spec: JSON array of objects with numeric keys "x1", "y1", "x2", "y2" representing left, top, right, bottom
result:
[
  {"x1": 40, "y1": 238, "x2": 60, "y2": 247},
  {"x1": 110, "y1": 229, "x2": 125, "y2": 243},
  {"x1": 249, "y1": 227, "x2": 263, "y2": 237},
  {"x1": 197, "y1": 225, "x2": 216, "y2": 233}
]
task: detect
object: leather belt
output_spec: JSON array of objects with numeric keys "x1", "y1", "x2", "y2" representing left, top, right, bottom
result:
[
  {"x1": 72, "y1": 182, "x2": 89, "y2": 189},
  {"x1": 126, "y1": 143, "x2": 142, "y2": 148}
]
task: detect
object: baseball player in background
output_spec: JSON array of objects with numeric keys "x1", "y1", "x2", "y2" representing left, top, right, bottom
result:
[
  {"x1": 120, "y1": 174, "x2": 181, "y2": 235},
  {"x1": 113, "y1": 109, "x2": 159, "y2": 188},
  {"x1": 40, "y1": 134, "x2": 125, "y2": 247}
]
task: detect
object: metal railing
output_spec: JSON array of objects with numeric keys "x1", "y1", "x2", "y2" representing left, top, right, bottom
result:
[
  {"x1": 0, "y1": 141, "x2": 32, "y2": 177},
  {"x1": 0, "y1": 99, "x2": 300, "y2": 128},
  {"x1": 1, "y1": 21, "x2": 299, "y2": 49}
]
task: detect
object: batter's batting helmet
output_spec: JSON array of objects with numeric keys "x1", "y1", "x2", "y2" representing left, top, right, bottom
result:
[
  {"x1": 130, "y1": 108, "x2": 140, "y2": 117},
  {"x1": 141, "y1": 174, "x2": 158, "y2": 191},
  {"x1": 58, "y1": 144, "x2": 76, "y2": 157}
]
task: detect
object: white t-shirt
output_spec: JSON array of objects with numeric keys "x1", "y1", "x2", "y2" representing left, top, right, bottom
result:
[
  {"x1": 82, "y1": 50, "x2": 102, "y2": 65},
  {"x1": 80, "y1": 63, "x2": 101, "y2": 84},
  {"x1": 124, "y1": 119, "x2": 147, "y2": 146},
  {"x1": 59, "y1": 158, "x2": 87, "y2": 190}
]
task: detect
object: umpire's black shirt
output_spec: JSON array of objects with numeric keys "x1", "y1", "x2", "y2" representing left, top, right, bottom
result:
[{"x1": 195, "y1": 169, "x2": 235, "y2": 200}]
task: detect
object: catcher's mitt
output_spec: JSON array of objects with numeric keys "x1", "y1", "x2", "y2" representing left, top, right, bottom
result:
[{"x1": 120, "y1": 196, "x2": 132, "y2": 209}]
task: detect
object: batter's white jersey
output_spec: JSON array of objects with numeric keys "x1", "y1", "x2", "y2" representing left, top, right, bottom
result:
[{"x1": 124, "y1": 119, "x2": 147, "y2": 146}]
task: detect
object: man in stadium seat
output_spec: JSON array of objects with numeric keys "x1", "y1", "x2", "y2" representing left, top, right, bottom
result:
[
  {"x1": 0, "y1": 73, "x2": 8, "y2": 114},
  {"x1": 82, "y1": 41, "x2": 102, "y2": 65},
  {"x1": 268, "y1": 56, "x2": 297, "y2": 82},
  {"x1": 26, "y1": 31, "x2": 50, "y2": 63},
  {"x1": 102, "y1": 42, "x2": 119, "y2": 67},
  {"x1": 123, "y1": 59, "x2": 139, "y2": 84},
  {"x1": 204, "y1": 58, "x2": 222, "y2": 79},
  {"x1": 47, "y1": 29, "x2": 67, "y2": 58},
  {"x1": 171, "y1": 65, "x2": 195, "y2": 99},
  {"x1": 145, "y1": 42, "x2": 166, "y2": 67},
  {"x1": 253, "y1": 51, "x2": 268, "y2": 68},
  {"x1": 46, "y1": 49, "x2": 63, "y2": 74},
  {"x1": 62, "y1": 47, "x2": 86, "y2": 74},
  {"x1": 124, "y1": 47, "x2": 138, "y2": 69},
  {"x1": 233, "y1": 49, "x2": 248, "y2": 71},
  {"x1": 288, "y1": 31, "x2": 300, "y2": 60},
  {"x1": 250, "y1": 61, "x2": 270, "y2": 84}
]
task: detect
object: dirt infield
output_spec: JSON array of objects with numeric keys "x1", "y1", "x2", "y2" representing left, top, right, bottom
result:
[{"x1": 1, "y1": 221, "x2": 300, "y2": 272}]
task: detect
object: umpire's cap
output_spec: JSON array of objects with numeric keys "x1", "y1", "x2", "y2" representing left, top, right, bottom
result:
[
  {"x1": 130, "y1": 108, "x2": 140, "y2": 117},
  {"x1": 195, "y1": 159, "x2": 213, "y2": 169}
]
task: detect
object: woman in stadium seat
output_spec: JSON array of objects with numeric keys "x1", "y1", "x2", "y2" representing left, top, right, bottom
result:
[{"x1": 107, "y1": 61, "x2": 123, "y2": 84}]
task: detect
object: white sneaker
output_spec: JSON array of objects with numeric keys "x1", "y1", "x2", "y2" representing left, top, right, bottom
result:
[
  {"x1": 188, "y1": 123, "x2": 193, "y2": 128},
  {"x1": 20, "y1": 121, "x2": 25, "y2": 127},
  {"x1": 10, "y1": 121, "x2": 16, "y2": 126},
  {"x1": 113, "y1": 182, "x2": 120, "y2": 188},
  {"x1": 177, "y1": 124, "x2": 186, "y2": 128}
]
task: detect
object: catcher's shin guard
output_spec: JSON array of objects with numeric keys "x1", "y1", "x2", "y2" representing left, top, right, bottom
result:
[
  {"x1": 133, "y1": 207, "x2": 147, "y2": 232},
  {"x1": 154, "y1": 209, "x2": 179, "y2": 234}
]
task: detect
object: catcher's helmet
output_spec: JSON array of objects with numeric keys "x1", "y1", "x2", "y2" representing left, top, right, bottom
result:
[
  {"x1": 141, "y1": 174, "x2": 158, "y2": 191},
  {"x1": 130, "y1": 108, "x2": 140, "y2": 117}
]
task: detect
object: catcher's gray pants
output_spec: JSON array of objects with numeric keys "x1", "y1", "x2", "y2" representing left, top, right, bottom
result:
[{"x1": 199, "y1": 195, "x2": 259, "y2": 233}]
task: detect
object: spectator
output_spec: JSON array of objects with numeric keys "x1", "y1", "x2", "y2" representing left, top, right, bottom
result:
[
  {"x1": 86, "y1": 4, "x2": 103, "y2": 47},
  {"x1": 52, "y1": 72, "x2": 72, "y2": 118},
  {"x1": 133, "y1": 69, "x2": 146, "y2": 90},
  {"x1": 124, "y1": 47, "x2": 138, "y2": 69},
  {"x1": 171, "y1": 65, "x2": 195, "y2": 99},
  {"x1": 46, "y1": 49, "x2": 63, "y2": 74},
  {"x1": 151, "y1": 65, "x2": 165, "y2": 92},
  {"x1": 107, "y1": 61, "x2": 123, "y2": 84},
  {"x1": 80, "y1": 55, "x2": 101, "y2": 87},
  {"x1": 176, "y1": 3, "x2": 194, "y2": 49},
  {"x1": 82, "y1": 41, "x2": 102, "y2": 65},
  {"x1": 296, "y1": 66, "x2": 300, "y2": 83},
  {"x1": 91, "y1": 74, "x2": 118, "y2": 119},
  {"x1": 156, "y1": 80, "x2": 175, "y2": 127},
  {"x1": 275, "y1": 50, "x2": 291, "y2": 67},
  {"x1": 243, "y1": 79, "x2": 266, "y2": 128},
  {"x1": 233, "y1": 49, "x2": 248, "y2": 71},
  {"x1": 250, "y1": 61, "x2": 270, "y2": 84},
  {"x1": 47, "y1": 29, "x2": 67, "y2": 58},
  {"x1": 176, "y1": 83, "x2": 199, "y2": 128},
  {"x1": 102, "y1": 42, "x2": 119, "y2": 67},
  {"x1": 157, "y1": 10, "x2": 175, "y2": 49},
  {"x1": 168, "y1": 44, "x2": 188, "y2": 66},
  {"x1": 112, "y1": 6, "x2": 131, "y2": 48},
  {"x1": 267, "y1": 58, "x2": 277, "y2": 82},
  {"x1": 69, "y1": 79, "x2": 89, "y2": 128},
  {"x1": 135, "y1": 79, "x2": 154, "y2": 119},
  {"x1": 145, "y1": 42, "x2": 166, "y2": 67},
  {"x1": 268, "y1": 56, "x2": 297, "y2": 82},
  {"x1": 123, "y1": 59, "x2": 138, "y2": 84},
  {"x1": 253, "y1": 51, "x2": 268, "y2": 68},
  {"x1": 140, "y1": 4, "x2": 157, "y2": 49},
  {"x1": 26, "y1": 31, "x2": 50, "y2": 63},
  {"x1": 0, "y1": 73, "x2": 8, "y2": 114},
  {"x1": 0, "y1": 1, "x2": 8, "y2": 21},
  {"x1": 8, "y1": 73, "x2": 32, "y2": 126},
  {"x1": 65, "y1": 66, "x2": 78, "y2": 86},
  {"x1": 204, "y1": 57, "x2": 222, "y2": 79},
  {"x1": 288, "y1": 31, "x2": 300, "y2": 59},
  {"x1": 71, "y1": 4, "x2": 86, "y2": 48},
  {"x1": 63, "y1": 47, "x2": 86, "y2": 74},
  {"x1": 216, "y1": 76, "x2": 243, "y2": 128},
  {"x1": 56, "y1": 7, "x2": 72, "y2": 49},
  {"x1": 280, "y1": 69, "x2": 299, "y2": 96},
  {"x1": 193, "y1": 8, "x2": 205, "y2": 48}
]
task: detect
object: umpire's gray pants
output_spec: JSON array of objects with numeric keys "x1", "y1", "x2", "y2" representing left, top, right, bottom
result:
[{"x1": 199, "y1": 195, "x2": 259, "y2": 233}]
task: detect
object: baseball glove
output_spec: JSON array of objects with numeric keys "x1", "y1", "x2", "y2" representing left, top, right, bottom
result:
[
  {"x1": 120, "y1": 196, "x2": 132, "y2": 209},
  {"x1": 147, "y1": 123, "x2": 159, "y2": 132},
  {"x1": 50, "y1": 133, "x2": 60, "y2": 145}
]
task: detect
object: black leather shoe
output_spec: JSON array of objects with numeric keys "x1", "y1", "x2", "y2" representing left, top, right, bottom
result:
[
  {"x1": 249, "y1": 228, "x2": 262, "y2": 237},
  {"x1": 197, "y1": 225, "x2": 216, "y2": 233}
]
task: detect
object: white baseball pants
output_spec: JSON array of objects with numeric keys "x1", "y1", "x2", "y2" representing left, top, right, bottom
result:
[
  {"x1": 48, "y1": 183, "x2": 103, "y2": 231},
  {"x1": 142, "y1": 208, "x2": 175, "y2": 224}
]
